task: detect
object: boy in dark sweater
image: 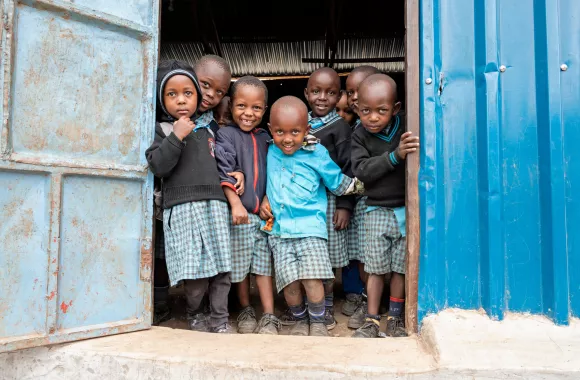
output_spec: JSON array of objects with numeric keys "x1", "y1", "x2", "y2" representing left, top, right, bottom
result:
[
  {"x1": 194, "y1": 55, "x2": 231, "y2": 135},
  {"x1": 344, "y1": 65, "x2": 381, "y2": 329},
  {"x1": 215, "y1": 76, "x2": 280, "y2": 335},
  {"x1": 351, "y1": 74, "x2": 419, "y2": 338},
  {"x1": 304, "y1": 67, "x2": 354, "y2": 329}
]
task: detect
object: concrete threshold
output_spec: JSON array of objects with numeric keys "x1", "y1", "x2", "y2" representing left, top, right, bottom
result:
[{"x1": 2, "y1": 309, "x2": 580, "y2": 379}]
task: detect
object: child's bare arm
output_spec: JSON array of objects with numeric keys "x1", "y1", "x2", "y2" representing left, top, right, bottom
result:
[
  {"x1": 224, "y1": 187, "x2": 249, "y2": 225},
  {"x1": 259, "y1": 195, "x2": 273, "y2": 221}
]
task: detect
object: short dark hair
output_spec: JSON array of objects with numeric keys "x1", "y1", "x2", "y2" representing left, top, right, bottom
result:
[
  {"x1": 194, "y1": 55, "x2": 232, "y2": 76},
  {"x1": 350, "y1": 65, "x2": 381, "y2": 76},
  {"x1": 231, "y1": 76, "x2": 268, "y2": 103}
]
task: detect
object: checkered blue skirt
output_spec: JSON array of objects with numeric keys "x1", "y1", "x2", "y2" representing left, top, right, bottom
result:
[
  {"x1": 326, "y1": 193, "x2": 349, "y2": 268},
  {"x1": 347, "y1": 196, "x2": 367, "y2": 262},
  {"x1": 230, "y1": 213, "x2": 272, "y2": 283},
  {"x1": 163, "y1": 200, "x2": 231, "y2": 285}
]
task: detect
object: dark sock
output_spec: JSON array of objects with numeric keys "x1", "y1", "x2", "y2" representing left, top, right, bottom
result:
[
  {"x1": 388, "y1": 297, "x2": 404, "y2": 319},
  {"x1": 324, "y1": 292, "x2": 333, "y2": 310},
  {"x1": 307, "y1": 300, "x2": 325, "y2": 323},
  {"x1": 364, "y1": 313, "x2": 381, "y2": 326},
  {"x1": 289, "y1": 303, "x2": 308, "y2": 321}
]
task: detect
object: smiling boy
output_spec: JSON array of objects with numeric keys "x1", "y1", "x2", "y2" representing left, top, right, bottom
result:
[
  {"x1": 260, "y1": 96, "x2": 361, "y2": 337},
  {"x1": 193, "y1": 55, "x2": 232, "y2": 134},
  {"x1": 304, "y1": 67, "x2": 354, "y2": 330}
]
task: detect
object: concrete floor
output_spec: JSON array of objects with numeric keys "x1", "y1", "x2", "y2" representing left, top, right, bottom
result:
[{"x1": 2, "y1": 309, "x2": 580, "y2": 379}]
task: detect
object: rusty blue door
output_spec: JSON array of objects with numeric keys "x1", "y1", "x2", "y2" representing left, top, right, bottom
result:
[{"x1": 0, "y1": 0, "x2": 158, "y2": 352}]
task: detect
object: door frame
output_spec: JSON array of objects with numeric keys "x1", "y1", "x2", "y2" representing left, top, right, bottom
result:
[{"x1": 404, "y1": 0, "x2": 421, "y2": 333}]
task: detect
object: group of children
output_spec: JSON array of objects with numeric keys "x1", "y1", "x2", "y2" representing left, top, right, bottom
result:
[{"x1": 147, "y1": 55, "x2": 419, "y2": 338}]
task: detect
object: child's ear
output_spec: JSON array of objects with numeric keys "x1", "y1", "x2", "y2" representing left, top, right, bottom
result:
[
  {"x1": 267, "y1": 123, "x2": 272, "y2": 132},
  {"x1": 305, "y1": 124, "x2": 311, "y2": 135},
  {"x1": 304, "y1": 88, "x2": 308, "y2": 100},
  {"x1": 393, "y1": 101, "x2": 402, "y2": 115}
]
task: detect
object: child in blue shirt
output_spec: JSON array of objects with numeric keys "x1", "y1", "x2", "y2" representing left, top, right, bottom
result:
[{"x1": 259, "y1": 96, "x2": 361, "y2": 337}]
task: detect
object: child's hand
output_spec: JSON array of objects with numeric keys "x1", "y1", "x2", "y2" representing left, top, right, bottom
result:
[
  {"x1": 231, "y1": 204, "x2": 249, "y2": 225},
  {"x1": 396, "y1": 132, "x2": 420, "y2": 160},
  {"x1": 173, "y1": 116, "x2": 195, "y2": 141},
  {"x1": 333, "y1": 208, "x2": 351, "y2": 231},
  {"x1": 259, "y1": 196, "x2": 273, "y2": 221},
  {"x1": 228, "y1": 172, "x2": 245, "y2": 196}
]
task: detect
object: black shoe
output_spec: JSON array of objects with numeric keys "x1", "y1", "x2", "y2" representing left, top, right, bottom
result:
[
  {"x1": 347, "y1": 301, "x2": 367, "y2": 329},
  {"x1": 342, "y1": 293, "x2": 362, "y2": 316},
  {"x1": 352, "y1": 320, "x2": 380, "y2": 338},
  {"x1": 279, "y1": 308, "x2": 298, "y2": 326},
  {"x1": 188, "y1": 313, "x2": 209, "y2": 332},
  {"x1": 324, "y1": 307, "x2": 337, "y2": 330},
  {"x1": 386, "y1": 316, "x2": 408, "y2": 337}
]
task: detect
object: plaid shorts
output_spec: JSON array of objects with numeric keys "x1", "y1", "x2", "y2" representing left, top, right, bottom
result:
[
  {"x1": 155, "y1": 219, "x2": 165, "y2": 260},
  {"x1": 347, "y1": 196, "x2": 367, "y2": 262},
  {"x1": 326, "y1": 192, "x2": 348, "y2": 268},
  {"x1": 268, "y1": 236, "x2": 334, "y2": 292},
  {"x1": 163, "y1": 200, "x2": 231, "y2": 285},
  {"x1": 230, "y1": 213, "x2": 272, "y2": 283},
  {"x1": 364, "y1": 207, "x2": 406, "y2": 275}
]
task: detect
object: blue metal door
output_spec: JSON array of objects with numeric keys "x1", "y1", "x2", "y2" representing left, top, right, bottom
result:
[
  {"x1": 0, "y1": 0, "x2": 158, "y2": 352},
  {"x1": 418, "y1": 0, "x2": 580, "y2": 325}
]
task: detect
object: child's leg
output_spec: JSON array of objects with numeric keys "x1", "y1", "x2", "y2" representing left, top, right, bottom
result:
[
  {"x1": 208, "y1": 272, "x2": 231, "y2": 331},
  {"x1": 255, "y1": 275, "x2": 275, "y2": 314},
  {"x1": 284, "y1": 280, "x2": 310, "y2": 336},
  {"x1": 236, "y1": 277, "x2": 251, "y2": 308},
  {"x1": 184, "y1": 278, "x2": 210, "y2": 331},
  {"x1": 389, "y1": 272, "x2": 405, "y2": 318},
  {"x1": 302, "y1": 278, "x2": 329, "y2": 336},
  {"x1": 358, "y1": 262, "x2": 369, "y2": 284},
  {"x1": 366, "y1": 274, "x2": 385, "y2": 316}
]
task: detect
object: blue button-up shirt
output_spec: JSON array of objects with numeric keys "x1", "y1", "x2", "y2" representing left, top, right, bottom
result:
[{"x1": 262, "y1": 143, "x2": 351, "y2": 239}]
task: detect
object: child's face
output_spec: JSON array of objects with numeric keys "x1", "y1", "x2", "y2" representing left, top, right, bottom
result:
[
  {"x1": 304, "y1": 71, "x2": 341, "y2": 117},
  {"x1": 336, "y1": 92, "x2": 355, "y2": 125},
  {"x1": 269, "y1": 107, "x2": 310, "y2": 155},
  {"x1": 358, "y1": 86, "x2": 401, "y2": 134},
  {"x1": 345, "y1": 72, "x2": 369, "y2": 116},
  {"x1": 231, "y1": 85, "x2": 267, "y2": 132},
  {"x1": 196, "y1": 65, "x2": 231, "y2": 113},
  {"x1": 215, "y1": 96, "x2": 233, "y2": 128},
  {"x1": 163, "y1": 75, "x2": 198, "y2": 119}
]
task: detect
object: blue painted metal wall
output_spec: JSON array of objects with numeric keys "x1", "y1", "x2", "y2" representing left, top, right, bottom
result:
[{"x1": 419, "y1": 0, "x2": 580, "y2": 325}]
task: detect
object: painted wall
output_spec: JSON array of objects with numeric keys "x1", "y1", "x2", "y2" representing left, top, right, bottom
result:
[{"x1": 419, "y1": 0, "x2": 580, "y2": 325}]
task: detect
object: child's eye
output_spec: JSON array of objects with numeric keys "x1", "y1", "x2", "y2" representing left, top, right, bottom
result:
[
  {"x1": 313, "y1": 89, "x2": 320, "y2": 94},
  {"x1": 292, "y1": 130, "x2": 300, "y2": 135},
  {"x1": 329, "y1": 91, "x2": 336, "y2": 96},
  {"x1": 237, "y1": 104, "x2": 245, "y2": 109},
  {"x1": 276, "y1": 130, "x2": 283, "y2": 135},
  {"x1": 253, "y1": 106, "x2": 262, "y2": 111},
  {"x1": 379, "y1": 109, "x2": 388, "y2": 114},
  {"x1": 202, "y1": 82, "x2": 209, "y2": 88},
  {"x1": 167, "y1": 91, "x2": 175, "y2": 97},
  {"x1": 347, "y1": 91, "x2": 353, "y2": 96},
  {"x1": 185, "y1": 91, "x2": 192, "y2": 96},
  {"x1": 361, "y1": 109, "x2": 370, "y2": 114},
  {"x1": 217, "y1": 90, "x2": 223, "y2": 96}
]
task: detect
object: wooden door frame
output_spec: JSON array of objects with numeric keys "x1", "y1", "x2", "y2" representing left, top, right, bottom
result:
[{"x1": 404, "y1": 0, "x2": 421, "y2": 333}]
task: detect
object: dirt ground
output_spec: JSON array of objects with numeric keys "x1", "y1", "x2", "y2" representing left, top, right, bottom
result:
[{"x1": 159, "y1": 274, "x2": 391, "y2": 337}]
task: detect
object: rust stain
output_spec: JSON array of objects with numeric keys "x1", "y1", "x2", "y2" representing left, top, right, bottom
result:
[
  {"x1": 60, "y1": 300, "x2": 73, "y2": 313},
  {"x1": 47, "y1": 291, "x2": 56, "y2": 300},
  {"x1": 140, "y1": 240, "x2": 152, "y2": 282}
]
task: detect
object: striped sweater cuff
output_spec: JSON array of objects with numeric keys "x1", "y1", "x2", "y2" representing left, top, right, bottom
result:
[{"x1": 389, "y1": 151, "x2": 399, "y2": 166}]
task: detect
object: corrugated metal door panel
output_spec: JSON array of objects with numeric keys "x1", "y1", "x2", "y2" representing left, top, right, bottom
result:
[
  {"x1": 0, "y1": 0, "x2": 159, "y2": 352},
  {"x1": 559, "y1": 0, "x2": 580, "y2": 318},
  {"x1": 419, "y1": 0, "x2": 579, "y2": 325}
]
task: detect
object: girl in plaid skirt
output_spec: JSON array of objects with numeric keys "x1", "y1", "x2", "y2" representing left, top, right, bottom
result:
[{"x1": 145, "y1": 60, "x2": 233, "y2": 334}]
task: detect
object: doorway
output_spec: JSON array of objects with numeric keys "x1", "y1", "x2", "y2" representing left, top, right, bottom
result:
[{"x1": 156, "y1": 0, "x2": 420, "y2": 334}]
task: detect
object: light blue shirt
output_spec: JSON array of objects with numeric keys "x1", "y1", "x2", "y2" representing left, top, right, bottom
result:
[{"x1": 262, "y1": 143, "x2": 351, "y2": 239}]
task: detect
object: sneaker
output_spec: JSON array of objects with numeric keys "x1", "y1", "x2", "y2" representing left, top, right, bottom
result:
[
  {"x1": 352, "y1": 320, "x2": 380, "y2": 338},
  {"x1": 212, "y1": 323, "x2": 235, "y2": 334},
  {"x1": 279, "y1": 308, "x2": 298, "y2": 326},
  {"x1": 386, "y1": 316, "x2": 408, "y2": 337},
  {"x1": 255, "y1": 314, "x2": 281, "y2": 335},
  {"x1": 324, "y1": 308, "x2": 337, "y2": 330},
  {"x1": 289, "y1": 319, "x2": 309, "y2": 336},
  {"x1": 237, "y1": 306, "x2": 258, "y2": 334},
  {"x1": 342, "y1": 293, "x2": 362, "y2": 316},
  {"x1": 188, "y1": 313, "x2": 209, "y2": 332},
  {"x1": 153, "y1": 303, "x2": 171, "y2": 326},
  {"x1": 347, "y1": 301, "x2": 367, "y2": 329},
  {"x1": 309, "y1": 322, "x2": 329, "y2": 337}
]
